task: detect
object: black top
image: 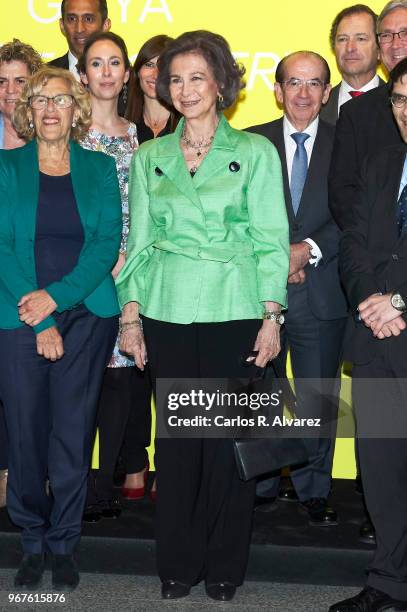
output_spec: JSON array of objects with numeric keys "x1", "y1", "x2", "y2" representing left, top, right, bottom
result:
[
  {"x1": 35, "y1": 172, "x2": 84, "y2": 289},
  {"x1": 135, "y1": 116, "x2": 173, "y2": 145}
]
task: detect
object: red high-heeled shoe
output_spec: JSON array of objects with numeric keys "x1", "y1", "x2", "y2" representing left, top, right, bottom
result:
[{"x1": 121, "y1": 462, "x2": 149, "y2": 500}]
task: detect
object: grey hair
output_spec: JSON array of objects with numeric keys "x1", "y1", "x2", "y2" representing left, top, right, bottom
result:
[{"x1": 378, "y1": 1, "x2": 407, "y2": 31}]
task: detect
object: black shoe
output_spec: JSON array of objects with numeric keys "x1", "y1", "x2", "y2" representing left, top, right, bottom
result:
[
  {"x1": 206, "y1": 582, "x2": 236, "y2": 601},
  {"x1": 99, "y1": 499, "x2": 122, "y2": 519},
  {"x1": 301, "y1": 498, "x2": 338, "y2": 526},
  {"x1": 329, "y1": 585, "x2": 407, "y2": 611},
  {"x1": 278, "y1": 486, "x2": 299, "y2": 502},
  {"x1": 82, "y1": 504, "x2": 102, "y2": 523},
  {"x1": 161, "y1": 580, "x2": 191, "y2": 599},
  {"x1": 359, "y1": 518, "x2": 376, "y2": 545},
  {"x1": 14, "y1": 554, "x2": 45, "y2": 590},
  {"x1": 254, "y1": 495, "x2": 277, "y2": 512},
  {"x1": 51, "y1": 554, "x2": 79, "y2": 591}
]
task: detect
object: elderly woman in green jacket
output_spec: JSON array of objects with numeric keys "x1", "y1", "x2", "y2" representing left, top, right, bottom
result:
[{"x1": 116, "y1": 31, "x2": 289, "y2": 602}]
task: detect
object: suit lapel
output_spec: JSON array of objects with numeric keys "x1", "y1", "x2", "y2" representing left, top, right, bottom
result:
[
  {"x1": 18, "y1": 140, "x2": 39, "y2": 240},
  {"x1": 192, "y1": 115, "x2": 235, "y2": 189},
  {"x1": 295, "y1": 123, "x2": 327, "y2": 219},
  {"x1": 150, "y1": 124, "x2": 203, "y2": 210},
  {"x1": 385, "y1": 148, "x2": 406, "y2": 245},
  {"x1": 70, "y1": 140, "x2": 91, "y2": 227},
  {"x1": 271, "y1": 119, "x2": 294, "y2": 221}
]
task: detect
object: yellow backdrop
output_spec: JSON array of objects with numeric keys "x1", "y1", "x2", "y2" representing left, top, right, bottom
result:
[{"x1": 1, "y1": 0, "x2": 386, "y2": 478}]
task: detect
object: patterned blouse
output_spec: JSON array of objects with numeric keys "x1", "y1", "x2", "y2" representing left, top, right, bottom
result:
[{"x1": 81, "y1": 123, "x2": 138, "y2": 368}]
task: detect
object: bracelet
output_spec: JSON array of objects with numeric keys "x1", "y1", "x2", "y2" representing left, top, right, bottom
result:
[
  {"x1": 119, "y1": 319, "x2": 141, "y2": 334},
  {"x1": 263, "y1": 310, "x2": 285, "y2": 324}
]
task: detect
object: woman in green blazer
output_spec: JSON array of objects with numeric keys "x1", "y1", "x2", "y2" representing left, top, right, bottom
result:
[
  {"x1": 0, "y1": 67, "x2": 122, "y2": 591},
  {"x1": 116, "y1": 31, "x2": 289, "y2": 601}
]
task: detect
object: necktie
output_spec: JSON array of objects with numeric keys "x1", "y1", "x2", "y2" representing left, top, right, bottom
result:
[
  {"x1": 349, "y1": 90, "x2": 363, "y2": 98},
  {"x1": 397, "y1": 183, "x2": 407, "y2": 236},
  {"x1": 290, "y1": 132, "x2": 310, "y2": 215}
]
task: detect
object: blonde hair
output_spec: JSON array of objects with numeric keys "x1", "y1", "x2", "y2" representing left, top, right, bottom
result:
[
  {"x1": 13, "y1": 66, "x2": 92, "y2": 141},
  {"x1": 0, "y1": 38, "x2": 43, "y2": 74}
]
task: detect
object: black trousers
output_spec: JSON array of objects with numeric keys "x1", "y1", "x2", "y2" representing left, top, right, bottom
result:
[
  {"x1": 353, "y1": 351, "x2": 407, "y2": 601},
  {"x1": 142, "y1": 317, "x2": 259, "y2": 586},
  {"x1": 0, "y1": 308, "x2": 118, "y2": 554},
  {"x1": 87, "y1": 365, "x2": 152, "y2": 503},
  {"x1": 0, "y1": 402, "x2": 7, "y2": 471},
  {"x1": 121, "y1": 366, "x2": 152, "y2": 474},
  {"x1": 257, "y1": 283, "x2": 346, "y2": 501}
]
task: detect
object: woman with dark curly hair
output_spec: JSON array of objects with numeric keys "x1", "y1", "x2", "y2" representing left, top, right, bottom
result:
[{"x1": 116, "y1": 30, "x2": 289, "y2": 601}]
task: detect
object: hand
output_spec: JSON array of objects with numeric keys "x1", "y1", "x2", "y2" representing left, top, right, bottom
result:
[
  {"x1": 289, "y1": 242, "x2": 311, "y2": 276},
  {"x1": 376, "y1": 316, "x2": 407, "y2": 339},
  {"x1": 36, "y1": 326, "x2": 64, "y2": 361},
  {"x1": 120, "y1": 324, "x2": 147, "y2": 370},
  {"x1": 18, "y1": 290, "x2": 57, "y2": 326},
  {"x1": 246, "y1": 319, "x2": 281, "y2": 368},
  {"x1": 112, "y1": 252, "x2": 126, "y2": 280},
  {"x1": 288, "y1": 269, "x2": 306, "y2": 284},
  {"x1": 358, "y1": 293, "x2": 401, "y2": 336}
]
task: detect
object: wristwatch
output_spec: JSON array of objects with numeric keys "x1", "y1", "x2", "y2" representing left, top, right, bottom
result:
[
  {"x1": 263, "y1": 310, "x2": 285, "y2": 324},
  {"x1": 391, "y1": 291, "x2": 407, "y2": 312}
]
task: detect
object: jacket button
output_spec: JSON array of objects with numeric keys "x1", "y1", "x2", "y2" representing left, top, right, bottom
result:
[
  {"x1": 229, "y1": 161, "x2": 240, "y2": 172},
  {"x1": 392, "y1": 253, "x2": 399, "y2": 261},
  {"x1": 155, "y1": 167, "x2": 163, "y2": 176}
]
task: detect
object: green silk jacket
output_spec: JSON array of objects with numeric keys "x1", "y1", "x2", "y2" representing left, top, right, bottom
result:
[
  {"x1": 116, "y1": 115, "x2": 289, "y2": 323},
  {"x1": 0, "y1": 139, "x2": 122, "y2": 333}
]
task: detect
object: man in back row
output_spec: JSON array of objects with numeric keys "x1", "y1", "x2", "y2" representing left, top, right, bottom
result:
[
  {"x1": 321, "y1": 3, "x2": 382, "y2": 125},
  {"x1": 50, "y1": 0, "x2": 110, "y2": 80},
  {"x1": 329, "y1": 0, "x2": 407, "y2": 229}
]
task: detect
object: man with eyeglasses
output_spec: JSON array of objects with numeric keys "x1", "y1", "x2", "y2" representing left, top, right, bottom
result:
[
  {"x1": 329, "y1": 58, "x2": 407, "y2": 612},
  {"x1": 321, "y1": 4, "x2": 382, "y2": 125},
  {"x1": 329, "y1": 0, "x2": 407, "y2": 230},
  {"x1": 247, "y1": 52, "x2": 348, "y2": 527}
]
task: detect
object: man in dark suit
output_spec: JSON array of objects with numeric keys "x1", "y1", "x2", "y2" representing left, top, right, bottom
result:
[
  {"x1": 321, "y1": 4, "x2": 382, "y2": 126},
  {"x1": 329, "y1": 58, "x2": 407, "y2": 612},
  {"x1": 247, "y1": 52, "x2": 348, "y2": 526},
  {"x1": 50, "y1": 0, "x2": 110, "y2": 78},
  {"x1": 329, "y1": 0, "x2": 407, "y2": 230}
]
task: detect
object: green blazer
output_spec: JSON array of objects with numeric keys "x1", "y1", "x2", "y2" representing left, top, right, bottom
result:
[
  {"x1": 116, "y1": 115, "x2": 289, "y2": 323},
  {"x1": 0, "y1": 139, "x2": 122, "y2": 334}
]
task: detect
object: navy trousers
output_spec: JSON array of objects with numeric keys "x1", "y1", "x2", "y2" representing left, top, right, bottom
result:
[
  {"x1": 0, "y1": 307, "x2": 118, "y2": 554},
  {"x1": 0, "y1": 402, "x2": 7, "y2": 471},
  {"x1": 257, "y1": 283, "x2": 346, "y2": 501}
]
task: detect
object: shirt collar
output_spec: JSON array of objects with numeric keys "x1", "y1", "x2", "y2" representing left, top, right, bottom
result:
[
  {"x1": 340, "y1": 74, "x2": 379, "y2": 96},
  {"x1": 68, "y1": 51, "x2": 80, "y2": 80},
  {"x1": 283, "y1": 114, "x2": 319, "y2": 140}
]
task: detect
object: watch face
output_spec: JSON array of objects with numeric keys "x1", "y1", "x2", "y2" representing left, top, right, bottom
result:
[
  {"x1": 391, "y1": 293, "x2": 406, "y2": 310},
  {"x1": 277, "y1": 314, "x2": 285, "y2": 325}
]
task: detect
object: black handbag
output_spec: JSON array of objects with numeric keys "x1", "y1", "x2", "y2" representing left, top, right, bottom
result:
[
  {"x1": 233, "y1": 436, "x2": 308, "y2": 481},
  {"x1": 233, "y1": 360, "x2": 308, "y2": 481}
]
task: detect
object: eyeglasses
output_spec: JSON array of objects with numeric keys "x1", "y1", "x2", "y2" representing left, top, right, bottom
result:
[
  {"x1": 29, "y1": 94, "x2": 75, "y2": 109},
  {"x1": 390, "y1": 93, "x2": 407, "y2": 108},
  {"x1": 377, "y1": 29, "x2": 407, "y2": 44},
  {"x1": 282, "y1": 78, "x2": 326, "y2": 90}
]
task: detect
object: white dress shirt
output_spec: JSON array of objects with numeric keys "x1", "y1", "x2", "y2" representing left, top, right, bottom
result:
[
  {"x1": 283, "y1": 115, "x2": 322, "y2": 266},
  {"x1": 68, "y1": 51, "x2": 81, "y2": 82},
  {"x1": 337, "y1": 74, "x2": 379, "y2": 113}
]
